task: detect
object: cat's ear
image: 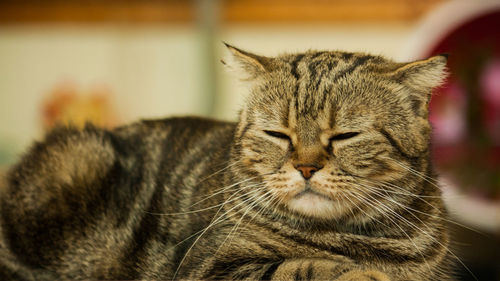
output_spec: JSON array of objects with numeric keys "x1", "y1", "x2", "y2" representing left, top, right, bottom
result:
[
  {"x1": 390, "y1": 55, "x2": 448, "y2": 95},
  {"x1": 222, "y1": 42, "x2": 274, "y2": 79},
  {"x1": 382, "y1": 55, "x2": 448, "y2": 157}
]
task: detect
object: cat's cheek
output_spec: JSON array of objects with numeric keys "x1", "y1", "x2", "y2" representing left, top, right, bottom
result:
[
  {"x1": 260, "y1": 153, "x2": 291, "y2": 175},
  {"x1": 339, "y1": 160, "x2": 391, "y2": 180},
  {"x1": 333, "y1": 147, "x2": 385, "y2": 179},
  {"x1": 245, "y1": 142, "x2": 290, "y2": 172},
  {"x1": 330, "y1": 152, "x2": 364, "y2": 176}
]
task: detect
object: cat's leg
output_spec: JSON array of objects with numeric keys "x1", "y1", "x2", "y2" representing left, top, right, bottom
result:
[
  {"x1": 269, "y1": 259, "x2": 390, "y2": 281},
  {"x1": 193, "y1": 257, "x2": 390, "y2": 280},
  {"x1": 184, "y1": 232, "x2": 391, "y2": 280}
]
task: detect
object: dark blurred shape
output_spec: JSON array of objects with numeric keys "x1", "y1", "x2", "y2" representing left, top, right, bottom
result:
[
  {"x1": 421, "y1": 6, "x2": 500, "y2": 281},
  {"x1": 428, "y1": 10, "x2": 500, "y2": 199},
  {"x1": 450, "y1": 224, "x2": 500, "y2": 281}
]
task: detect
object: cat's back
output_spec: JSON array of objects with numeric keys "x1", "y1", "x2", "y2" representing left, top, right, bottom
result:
[
  {"x1": 0, "y1": 116, "x2": 236, "y2": 279},
  {"x1": 3, "y1": 116, "x2": 235, "y2": 204}
]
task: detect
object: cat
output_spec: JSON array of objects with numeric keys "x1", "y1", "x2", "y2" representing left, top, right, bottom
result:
[{"x1": 0, "y1": 44, "x2": 453, "y2": 280}]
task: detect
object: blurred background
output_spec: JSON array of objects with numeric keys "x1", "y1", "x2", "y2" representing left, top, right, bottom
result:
[{"x1": 0, "y1": 0, "x2": 499, "y2": 280}]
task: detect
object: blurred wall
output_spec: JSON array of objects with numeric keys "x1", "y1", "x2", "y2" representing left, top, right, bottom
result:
[
  {"x1": 0, "y1": 23, "x2": 414, "y2": 163},
  {"x1": 0, "y1": 26, "x2": 208, "y2": 160},
  {"x1": 0, "y1": 0, "x2": 443, "y2": 164}
]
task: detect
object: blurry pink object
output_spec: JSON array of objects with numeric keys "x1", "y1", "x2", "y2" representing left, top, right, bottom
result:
[
  {"x1": 430, "y1": 81, "x2": 467, "y2": 145},
  {"x1": 481, "y1": 59, "x2": 500, "y2": 143}
]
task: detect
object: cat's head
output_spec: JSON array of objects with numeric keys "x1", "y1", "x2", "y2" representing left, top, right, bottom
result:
[{"x1": 226, "y1": 44, "x2": 447, "y2": 223}]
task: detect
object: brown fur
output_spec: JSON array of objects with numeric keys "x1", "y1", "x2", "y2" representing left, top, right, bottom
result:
[{"x1": 0, "y1": 45, "x2": 453, "y2": 280}]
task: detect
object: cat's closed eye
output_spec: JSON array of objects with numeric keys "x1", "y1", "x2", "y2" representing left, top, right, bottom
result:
[
  {"x1": 263, "y1": 130, "x2": 290, "y2": 140},
  {"x1": 329, "y1": 132, "x2": 359, "y2": 143}
]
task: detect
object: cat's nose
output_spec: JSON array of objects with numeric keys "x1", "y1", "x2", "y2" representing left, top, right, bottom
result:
[{"x1": 294, "y1": 164, "x2": 323, "y2": 180}]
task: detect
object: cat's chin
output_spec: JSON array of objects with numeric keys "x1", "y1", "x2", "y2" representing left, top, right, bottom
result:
[{"x1": 287, "y1": 190, "x2": 345, "y2": 219}]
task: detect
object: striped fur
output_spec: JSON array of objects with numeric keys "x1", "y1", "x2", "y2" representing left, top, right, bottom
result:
[{"x1": 0, "y1": 46, "x2": 452, "y2": 280}]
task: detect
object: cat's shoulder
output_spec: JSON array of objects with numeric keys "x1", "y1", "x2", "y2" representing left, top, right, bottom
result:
[
  {"x1": 133, "y1": 116, "x2": 236, "y2": 134},
  {"x1": 116, "y1": 116, "x2": 237, "y2": 144},
  {"x1": 5, "y1": 116, "x2": 235, "y2": 190}
]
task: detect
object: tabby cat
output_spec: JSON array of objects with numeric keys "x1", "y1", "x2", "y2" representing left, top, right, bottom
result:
[{"x1": 0, "y1": 44, "x2": 453, "y2": 280}]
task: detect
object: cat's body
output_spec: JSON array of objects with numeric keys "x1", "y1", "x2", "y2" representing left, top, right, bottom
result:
[{"x1": 1, "y1": 46, "x2": 452, "y2": 280}]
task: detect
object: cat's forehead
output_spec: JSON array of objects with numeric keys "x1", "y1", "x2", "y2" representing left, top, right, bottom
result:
[
  {"x1": 274, "y1": 51, "x2": 392, "y2": 101},
  {"x1": 249, "y1": 51, "x2": 393, "y2": 129},
  {"x1": 279, "y1": 50, "x2": 388, "y2": 69}
]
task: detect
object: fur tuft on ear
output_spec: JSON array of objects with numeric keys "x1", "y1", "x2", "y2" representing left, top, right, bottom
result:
[
  {"x1": 390, "y1": 55, "x2": 448, "y2": 93},
  {"x1": 222, "y1": 42, "x2": 273, "y2": 80}
]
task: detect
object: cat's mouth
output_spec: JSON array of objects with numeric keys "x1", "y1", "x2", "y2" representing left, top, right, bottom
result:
[
  {"x1": 294, "y1": 186, "x2": 332, "y2": 201},
  {"x1": 284, "y1": 182, "x2": 349, "y2": 218}
]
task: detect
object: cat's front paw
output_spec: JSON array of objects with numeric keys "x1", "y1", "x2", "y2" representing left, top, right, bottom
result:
[{"x1": 336, "y1": 269, "x2": 391, "y2": 281}]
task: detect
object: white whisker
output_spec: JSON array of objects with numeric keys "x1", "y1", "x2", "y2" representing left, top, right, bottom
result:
[
  {"x1": 382, "y1": 157, "x2": 442, "y2": 189},
  {"x1": 196, "y1": 160, "x2": 242, "y2": 184},
  {"x1": 214, "y1": 188, "x2": 275, "y2": 255},
  {"x1": 355, "y1": 180, "x2": 484, "y2": 235},
  {"x1": 171, "y1": 181, "x2": 272, "y2": 280},
  {"x1": 347, "y1": 187, "x2": 433, "y2": 275},
  {"x1": 349, "y1": 185, "x2": 477, "y2": 280},
  {"x1": 189, "y1": 176, "x2": 261, "y2": 207}
]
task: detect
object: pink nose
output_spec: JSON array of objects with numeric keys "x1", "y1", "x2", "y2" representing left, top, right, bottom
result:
[{"x1": 294, "y1": 165, "x2": 322, "y2": 180}]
